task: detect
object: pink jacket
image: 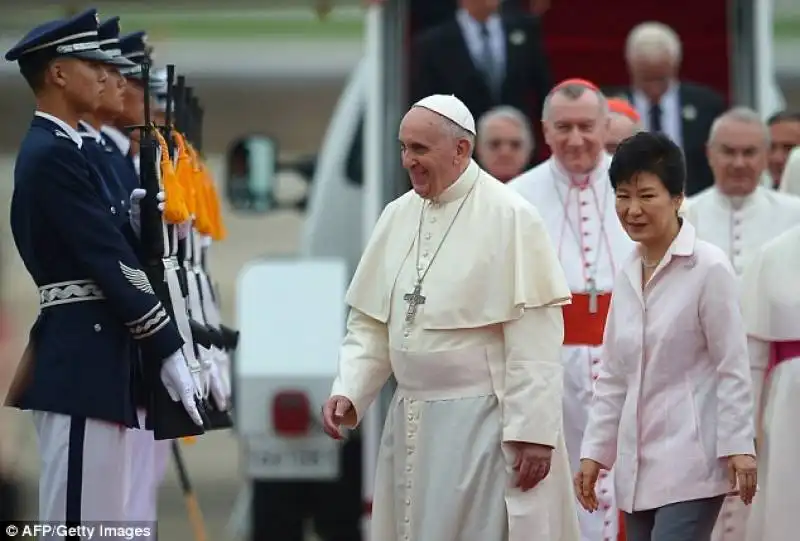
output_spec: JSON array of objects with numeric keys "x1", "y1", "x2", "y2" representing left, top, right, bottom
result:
[{"x1": 580, "y1": 221, "x2": 755, "y2": 512}]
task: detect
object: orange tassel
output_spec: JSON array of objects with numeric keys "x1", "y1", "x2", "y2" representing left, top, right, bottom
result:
[{"x1": 153, "y1": 128, "x2": 189, "y2": 224}]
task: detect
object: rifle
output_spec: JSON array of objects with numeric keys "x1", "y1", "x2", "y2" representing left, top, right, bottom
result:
[
  {"x1": 129, "y1": 60, "x2": 206, "y2": 440},
  {"x1": 170, "y1": 79, "x2": 234, "y2": 431}
]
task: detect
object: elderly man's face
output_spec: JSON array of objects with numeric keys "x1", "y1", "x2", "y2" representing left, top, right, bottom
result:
[
  {"x1": 628, "y1": 54, "x2": 677, "y2": 104},
  {"x1": 605, "y1": 114, "x2": 638, "y2": 155},
  {"x1": 543, "y1": 91, "x2": 607, "y2": 175},
  {"x1": 707, "y1": 119, "x2": 767, "y2": 197},
  {"x1": 477, "y1": 117, "x2": 531, "y2": 182},
  {"x1": 399, "y1": 107, "x2": 470, "y2": 198},
  {"x1": 768, "y1": 119, "x2": 800, "y2": 184}
]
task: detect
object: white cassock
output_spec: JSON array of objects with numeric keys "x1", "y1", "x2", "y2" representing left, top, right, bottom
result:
[
  {"x1": 333, "y1": 159, "x2": 581, "y2": 541},
  {"x1": 684, "y1": 185, "x2": 800, "y2": 541},
  {"x1": 683, "y1": 185, "x2": 800, "y2": 275},
  {"x1": 509, "y1": 154, "x2": 634, "y2": 541},
  {"x1": 740, "y1": 225, "x2": 800, "y2": 541}
]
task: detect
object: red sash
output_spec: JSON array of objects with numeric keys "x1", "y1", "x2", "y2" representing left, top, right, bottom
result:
[{"x1": 562, "y1": 292, "x2": 611, "y2": 347}]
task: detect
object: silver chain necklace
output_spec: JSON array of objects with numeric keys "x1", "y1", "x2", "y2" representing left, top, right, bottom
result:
[{"x1": 402, "y1": 173, "x2": 478, "y2": 324}]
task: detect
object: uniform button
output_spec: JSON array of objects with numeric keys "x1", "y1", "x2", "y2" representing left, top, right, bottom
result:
[
  {"x1": 94, "y1": 324, "x2": 102, "y2": 332},
  {"x1": 110, "y1": 206, "x2": 117, "y2": 215},
  {"x1": 405, "y1": 499, "x2": 411, "y2": 505},
  {"x1": 404, "y1": 517, "x2": 410, "y2": 523},
  {"x1": 581, "y1": 201, "x2": 588, "y2": 206},
  {"x1": 592, "y1": 358, "x2": 600, "y2": 365},
  {"x1": 422, "y1": 251, "x2": 430, "y2": 258},
  {"x1": 584, "y1": 246, "x2": 591, "y2": 252},
  {"x1": 424, "y1": 232, "x2": 431, "y2": 240},
  {"x1": 582, "y1": 216, "x2": 589, "y2": 222},
  {"x1": 429, "y1": 217, "x2": 437, "y2": 223}
]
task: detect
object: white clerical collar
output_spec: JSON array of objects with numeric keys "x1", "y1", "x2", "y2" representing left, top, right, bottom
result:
[
  {"x1": 713, "y1": 185, "x2": 760, "y2": 211},
  {"x1": 549, "y1": 153, "x2": 611, "y2": 189},
  {"x1": 78, "y1": 120, "x2": 102, "y2": 142},
  {"x1": 434, "y1": 159, "x2": 480, "y2": 205},
  {"x1": 100, "y1": 125, "x2": 131, "y2": 155},
  {"x1": 35, "y1": 111, "x2": 83, "y2": 148}
]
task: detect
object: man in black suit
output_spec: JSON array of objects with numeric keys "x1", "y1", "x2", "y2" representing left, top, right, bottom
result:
[
  {"x1": 411, "y1": 0, "x2": 551, "y2": 152},
  {"x1": 611, "y1": 22, "x2": 726, "y2": 196}
]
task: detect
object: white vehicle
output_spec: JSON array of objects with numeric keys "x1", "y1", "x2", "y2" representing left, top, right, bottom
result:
[{"x1": 228, "y1": 0, "x2": 783, "y2": 538}]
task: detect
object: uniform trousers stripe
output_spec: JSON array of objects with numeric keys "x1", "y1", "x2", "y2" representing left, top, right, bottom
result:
[{"x1": 65, "y1": 416, "x2": 86, "y2": 538}]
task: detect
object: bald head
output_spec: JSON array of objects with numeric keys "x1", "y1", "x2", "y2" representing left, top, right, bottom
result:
[
  {"x1": 606, "y1": 112, "x2": 641, "y2": 154},
  {"x1": 542, "y1": 83, "x2": 608, "y2": 121}
]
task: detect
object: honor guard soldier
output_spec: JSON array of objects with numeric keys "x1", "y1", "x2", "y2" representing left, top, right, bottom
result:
[
  {"x1": 77, "y1": 16, "x2": 136, "y2": 225},
  {"x1": 100, "y1": 30, "x2": 151, "y2": 190},
  {"x1": 3, "y1": 8, "x2": 201, "y2": 527}
]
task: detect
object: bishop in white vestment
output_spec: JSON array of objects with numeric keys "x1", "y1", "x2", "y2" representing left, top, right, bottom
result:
[
  {"x1": 740, "y1": 225, "x2": 800, "y2": 541},
  {"x1": 510, "y1": 79, "x2": 634, "y2": 541},
  {"x1": 324, "y1": 95, "x2": 581, "y2": 541},
  {"x1": 684, "y1": 107, "x2": 800, "y2": 541}
]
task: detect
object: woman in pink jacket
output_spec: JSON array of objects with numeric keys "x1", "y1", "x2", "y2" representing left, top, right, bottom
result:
[{"x1": 574, "y1": 132, "x2": 757, "y2": 541}]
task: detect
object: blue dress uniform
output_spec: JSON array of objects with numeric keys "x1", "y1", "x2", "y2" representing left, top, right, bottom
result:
[
  {"x1": 97, "y1": 30, "x2": 152, "y2": 190},
  {"x1": 4, "y1": 9, "x2": 185, "y2": 527}
]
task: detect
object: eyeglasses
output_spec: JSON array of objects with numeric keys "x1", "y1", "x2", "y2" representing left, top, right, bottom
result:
[{"x1": 486, "y1": 138, "x2": 524, "y2": 151}]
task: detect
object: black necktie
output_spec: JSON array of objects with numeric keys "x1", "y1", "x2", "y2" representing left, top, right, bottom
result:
[
  {"x1": 649, "y1": 103, "x2": 663, "y2": 133},
  {"x1": 478, "y1": 23, "x2": 500, "y2": 100}
]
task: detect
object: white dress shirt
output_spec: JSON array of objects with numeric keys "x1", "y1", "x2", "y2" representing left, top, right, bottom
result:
[{"x1": 633, "y1": 81, "x2": 683, "y2": 149}]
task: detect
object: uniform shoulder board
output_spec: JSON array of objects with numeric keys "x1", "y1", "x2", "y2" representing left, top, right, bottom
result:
[
  {"x1": 54, "y1": 130, "x2": 72, "y2": 140},
  {"x1": 79, "y1": 132, "x2": 94, "y2": 139}
]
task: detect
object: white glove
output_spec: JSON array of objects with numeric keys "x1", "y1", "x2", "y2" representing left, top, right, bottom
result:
[
  {"x1": 129, "y1": 188, "x2": 166, "y2": 237},
  {"x1": 207, "y1": 348, "x2": 231, "y2": 411},
  {"x1": 160, "y1": 350, "x2": 203, "y2": 426},
  {"x1": 200, "y1": 346, "x2": 229, "y2": 411},
  {"x1": 177, "y1": 220, "x2": 193, "y2": 240}
]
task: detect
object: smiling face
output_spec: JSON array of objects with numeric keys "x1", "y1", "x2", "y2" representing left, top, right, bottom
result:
[
  {"x1": 543, "y1": 88, "x2": 608, "y2": 175},
  {"x1": 615, "y1": 171, "x2": 683, "y2": 244},
  {"x1": 707, "y1": 118, "x2": 767, "y2": 197},
  {"x1": 399, "y1": 107, "x2": 472, "y2": 198}
]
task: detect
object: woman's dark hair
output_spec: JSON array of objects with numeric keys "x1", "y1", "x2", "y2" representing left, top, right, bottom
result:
[{"x1": 608, "y1": 131, "x2": 686, "y2": 196}]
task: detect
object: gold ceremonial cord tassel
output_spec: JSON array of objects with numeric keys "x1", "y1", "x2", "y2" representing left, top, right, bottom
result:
[
  {"x1": 185, "y1": 144, "x2": 213, "y2": 236},
  {"x1": 200, "y1": 162, "x2": 226, "y2": 241},
  {"x1": 153, "y1": 126, "x2": 190, "y2": 224},
  {"x1": 172, "y1": 131, "x2": 198, "y2": 217}
]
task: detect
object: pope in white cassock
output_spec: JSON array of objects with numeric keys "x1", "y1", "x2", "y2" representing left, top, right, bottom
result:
[
  {"x1": 509, "y1": 79, "x2": 634, "y2": 541},
  {"x1": 740, "y1": 225, "x2": 800, "y2": 541},
  {"x1": 322, "y1": 94, "x2": 581, "y2": 541},
  {"x1": 683, "y1": 107, "x2": 800, "y2": 541}
]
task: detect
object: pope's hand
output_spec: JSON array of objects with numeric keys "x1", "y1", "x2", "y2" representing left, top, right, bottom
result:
[
  {"x1": 160, "y1": 350, "x2": 204, "y2": 426},
  {"x1": 508, "y1": 441, "x2": 552, "y2": 491},
  {"x1": 728, "y1": 454, "x2": 757, "y2": 504},
  {"x1": 574, "y1": 458, "x2": 603, "y2": 512},
  {"x1": 129, "y1": 188, "x2": 166, "y2": 237},
  {"x1": 321, "y1": 395, "x2": 355, "y2": 440}
]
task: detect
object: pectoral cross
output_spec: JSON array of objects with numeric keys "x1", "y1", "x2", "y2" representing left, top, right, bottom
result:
[
  {"x1": 587, "y1": 278, "x2": 598, "y2": 314},
  {"x1": 404, "y1": 283, "x2": 426, "y2": 324}
]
